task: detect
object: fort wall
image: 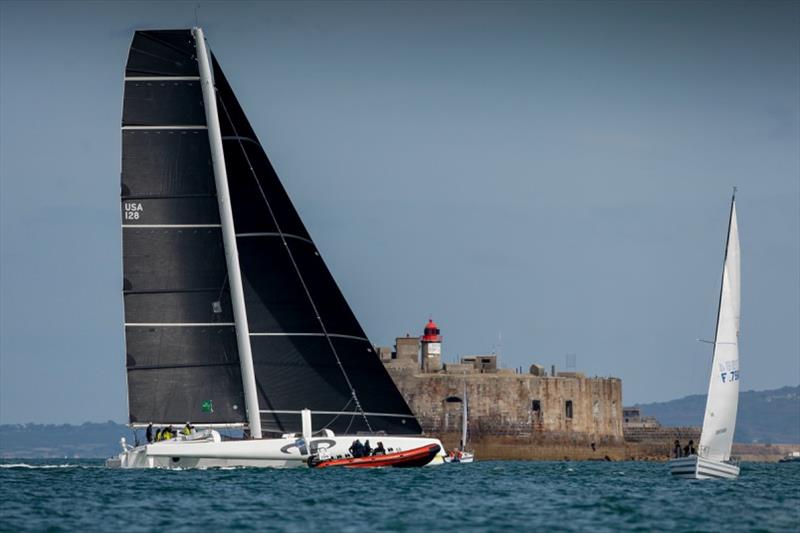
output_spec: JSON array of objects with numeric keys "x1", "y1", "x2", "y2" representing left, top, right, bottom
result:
[{"x1": 385, "y1": 362, "x2": 626, "y2": 460}]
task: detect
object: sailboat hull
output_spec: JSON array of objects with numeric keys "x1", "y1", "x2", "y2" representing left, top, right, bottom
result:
[
  {"x1": 668, "y1": 455, "x2": 740, "y2": 480},
  {"x1": 444, "y1": 452, "x2": 474, "y2": 464},
  {"x1": 107, "y1": 431, "x2": 444, "y2": 469}
]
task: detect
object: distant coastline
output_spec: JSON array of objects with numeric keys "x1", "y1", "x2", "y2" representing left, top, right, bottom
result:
[{"x1": 2, "y1": 385, "x2": 797, "y2": 460}]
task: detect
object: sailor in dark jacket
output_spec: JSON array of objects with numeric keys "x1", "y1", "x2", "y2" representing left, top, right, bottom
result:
[
  {"x1": 673, "y1": 439, "x2": 682, "y2": 458},
  {"x1": 146, "y1": 422, "x2": 154, "y2": 444},
  {"x1": 363, "y1": 440, "x2": 372, "y2": 456},
  {"x1": 687, "y1": 439, "x2": 696, "y2": 456},
  {"x1": 349, "y1": 439, "x2": 363, "y2": 457}
]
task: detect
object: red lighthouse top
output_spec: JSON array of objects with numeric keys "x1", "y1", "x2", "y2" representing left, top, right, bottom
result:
[{"x1": 422, "y1": 319, "x2": 441, "y2": 342}]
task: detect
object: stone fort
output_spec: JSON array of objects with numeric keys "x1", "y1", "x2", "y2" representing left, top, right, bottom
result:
[{"x1": 377, "y1": 320, "x2": 626, "y2": 460}]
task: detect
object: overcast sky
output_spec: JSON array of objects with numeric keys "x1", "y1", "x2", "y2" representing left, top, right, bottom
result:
[{"x1": 1, "y1": 1, "x2": 798, "y2": 424}]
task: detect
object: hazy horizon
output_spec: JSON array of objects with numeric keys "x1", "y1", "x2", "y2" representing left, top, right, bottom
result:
[{"x1": 1, "y1": 1, "x2": 798, "y2": 424}]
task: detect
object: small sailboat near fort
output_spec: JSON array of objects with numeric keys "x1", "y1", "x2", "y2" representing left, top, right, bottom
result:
[
  {"x1": 444, "y1": 381, "x2": 474, "y2": 464},
  {"x1": 108, "y1": 28, "x2": 443, "y2": 469},
  {"x1": 669, "y1": 190, "x2": 741, "y2": 480}
]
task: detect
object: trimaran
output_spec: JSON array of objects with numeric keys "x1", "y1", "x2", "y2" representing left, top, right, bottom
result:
[
  {"x1": 109, "y1": 28, "x2": 443, "y2": 468},
  {"x1": 669, "y1": 190, "x2": 741, "y2": 480}
]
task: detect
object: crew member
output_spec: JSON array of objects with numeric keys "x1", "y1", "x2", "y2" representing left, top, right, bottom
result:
[
  {"x1": 363, "y1": 440, "x2": 372, "y2": 456},
  {"x1": 673, "y1": 440, "x2": 682, "y2": 458},
  {"x1": 349, "y1": 439, "x2": 363, "y2": 458},
  {"x1": 373, "y1": 442, "x2": 386, "y2": 455},
  {"x1": 146, "y1": 422, "x2": 154, "y2": 444}
]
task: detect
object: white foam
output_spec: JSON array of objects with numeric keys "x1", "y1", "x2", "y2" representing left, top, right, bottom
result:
[{"x1": 0, "y1": 463, "x2": 80, "y2": 469}]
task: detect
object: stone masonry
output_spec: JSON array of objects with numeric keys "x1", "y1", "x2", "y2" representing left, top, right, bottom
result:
[{"x1": 381, "y1": 342, "x2": 625, "y2": 459}]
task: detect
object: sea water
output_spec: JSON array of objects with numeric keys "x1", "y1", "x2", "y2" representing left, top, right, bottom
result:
[{"x1": 1, "y1": 460, "x2": 798, "y2": 531}]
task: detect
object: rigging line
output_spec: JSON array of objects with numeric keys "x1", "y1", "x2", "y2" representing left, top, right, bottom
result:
[
  {"x1": 216, "y1": 271, "x2": 229, "y2": 311},
  {"x1": 137, "y1": 31, "x2": 195, "y2": 59},
  {"x1": 216, "y1": 90, "x2": 374, "y2": 434},
  {"x1": 317, "y1": 398, "x2": 354, "y2": 430},
  {"x1": 344, "y1": 410, "x2": 358, "y2": 434}
]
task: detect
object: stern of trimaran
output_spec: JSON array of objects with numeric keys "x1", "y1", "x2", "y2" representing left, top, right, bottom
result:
[
  {"x1": 669, "y1": 190, "x2": 741, "y2": 480},
  {"x1": 110, "y1": 28, "x2": 443, "y2": 469}
]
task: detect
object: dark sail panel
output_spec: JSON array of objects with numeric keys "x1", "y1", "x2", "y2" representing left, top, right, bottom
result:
[
  {"x1": 125, "y1": 30, "x2": 199, "y2": 78},
  {"x1": 123, "y1": 81, "x2": 206, "y2": 126},
  {"x1": 223, "y1": 139, "x2": 310, "y2": 238},
  {"x1": 126, "y1": 326, "x2": 245, "y2": 424},
  {"x1": 252, "y1": 336, "x2": 421, "y2": 435},
  {"x1": 121, "y1": 30, "x2": 245, "y2": 425},
  {"x1": 122, "y1": 130, "x2": 213, "y2": 196},
  {"x1": 238, "y1": 237, "x2": 322, "y2": 333},
  {"x1": 122, "y1": 197, "x2": 221, "y2": 226},
  {"x1": 127, "y1": 366, "x2": 245, "y2": 424},
  {"x1": 211, "y1": 54, "x2": 421, "y2": 435},
  {"x1": 123, "y1": 228, "x2": 227, "y2": 290},
  {"x1": 124, "y1": 291, "x2": 234, "y2": 324}
]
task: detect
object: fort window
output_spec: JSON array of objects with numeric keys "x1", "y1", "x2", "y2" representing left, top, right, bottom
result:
[
  {"x1": 531, "y1": 400, "x2": 541, "y2": 412},
  {"x1": 565, "y1": 400, "x2": 573, "y2": 419}
]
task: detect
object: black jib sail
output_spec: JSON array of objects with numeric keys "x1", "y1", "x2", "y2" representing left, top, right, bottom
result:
[
  {"x1": 121, "y1": 30, "x2": 246, "y2": 425},
  {"x1": 211, "y1": 54, "x2": 422, "y2": 436}
]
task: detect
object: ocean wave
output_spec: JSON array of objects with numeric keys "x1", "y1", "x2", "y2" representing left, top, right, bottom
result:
[{"x1": 0, "y1": 463, "x2": 81, "y2": 469}]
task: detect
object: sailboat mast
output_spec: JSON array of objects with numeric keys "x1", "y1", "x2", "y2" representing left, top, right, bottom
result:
[
  {"x1": 711, "y1": 187, "x2": 737, "y2": 349},
  {"x1": 462, "y1": 382, "x2": 468, "y2": 450},
  {"x1": 193, "y1": 27, "x2": 262, "y2": 439}
]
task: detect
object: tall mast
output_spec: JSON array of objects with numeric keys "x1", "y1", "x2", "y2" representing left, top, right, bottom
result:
[{"x1": 193, "y1": 27, "x2": 262, "y2": 438}]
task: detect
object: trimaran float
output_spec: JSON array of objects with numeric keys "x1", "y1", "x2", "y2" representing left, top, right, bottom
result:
[
  {"x1": 669, "y1": 190, "x2": 741, "y2": 480},
  {"x1": 108, "y1": 28, "x2": 443, "y2": 469}
]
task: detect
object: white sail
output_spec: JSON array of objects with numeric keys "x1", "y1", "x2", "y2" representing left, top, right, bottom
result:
[
  {"x1": 698, "y1": 199, "x2": 740, "y2": 461},
  {"x1": 462, "y1": 382, "x2": 468, "y2": 450}
]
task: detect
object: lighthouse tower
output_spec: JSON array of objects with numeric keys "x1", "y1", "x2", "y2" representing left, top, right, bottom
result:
[{"x1": 421, "y1": 319, "x2": 443, "y2": 372}]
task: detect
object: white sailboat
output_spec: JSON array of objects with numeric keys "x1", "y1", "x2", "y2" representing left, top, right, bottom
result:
[
  {"x1": 669, "y1": 190, "x2": 741, "y2": 480},
  {"x1": 108, "y1": 28, "x2": 443, "y2": 469},
  {"x1": 444, "y1": 381, "x2": 475, "y2": 464}
]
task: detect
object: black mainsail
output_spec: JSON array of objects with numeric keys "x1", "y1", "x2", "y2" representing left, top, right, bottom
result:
[
  {"x1": 121, "y1": 29, "x2": 420, "y2": 435},
  {"x1": 122, "y1": 30, "x2": 246, "y2": 425}
]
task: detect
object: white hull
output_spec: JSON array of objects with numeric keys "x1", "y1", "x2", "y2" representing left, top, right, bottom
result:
[
  {"x1": 107, "y1": 430, "x2": 444, "y2": 469},
  {"x1": 444, "y1": 452, "x2": 474, "y2": 464},
  {"x1": 668, "y1": 455, "x2": 740, "y2": 480}
]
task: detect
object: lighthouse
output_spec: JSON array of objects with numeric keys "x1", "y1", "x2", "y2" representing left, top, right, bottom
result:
[{"x1": 421, "y1": 319, "x2": 443, "y2": 372}]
